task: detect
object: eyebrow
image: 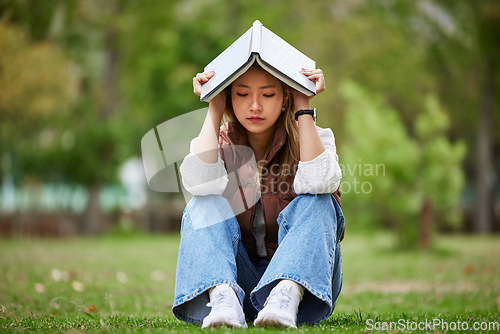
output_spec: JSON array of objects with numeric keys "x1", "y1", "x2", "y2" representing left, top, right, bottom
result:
[{"x1": 235, "y1": 84, "x2": 277, "y2": 89}]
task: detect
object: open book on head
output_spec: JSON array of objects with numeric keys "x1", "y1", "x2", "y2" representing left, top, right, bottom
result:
[{"x1": 200, "y1": 20, "x2": 316, "y2": 102}]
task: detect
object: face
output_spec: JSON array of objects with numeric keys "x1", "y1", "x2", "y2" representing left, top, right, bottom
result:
[{"x1": 231, "y1": 67, "x2": 284, "y2": 136}]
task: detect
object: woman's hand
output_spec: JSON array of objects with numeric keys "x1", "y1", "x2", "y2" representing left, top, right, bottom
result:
[
  {"x1": 293, "y1": 68, "x2": 326, "y2": 111},
  {"x1": 193, "y1": 71, "x2": 226, "y2": 120},
  {"x1": 302, "y1": 68, "x2": 326, "y2": 94},
  {"x1": 193, "y1": 71, "x2": 214, "y2": 96}
]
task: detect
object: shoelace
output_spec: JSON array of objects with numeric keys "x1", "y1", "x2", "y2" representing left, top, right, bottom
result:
[
  {"x1": 206, "y1": 289, "x2": 234, "y2": 309},
  {"x1": 264, "y1": 285, "x2": 292, "y2": 310}
]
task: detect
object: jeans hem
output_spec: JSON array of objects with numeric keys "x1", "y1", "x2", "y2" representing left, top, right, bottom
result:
[
  {"x1": 312, "y1": 274, "x2": 343, "y2": 325},
  {"x1": 171, "y1": 309, "x2": 201, "y2": 325}
]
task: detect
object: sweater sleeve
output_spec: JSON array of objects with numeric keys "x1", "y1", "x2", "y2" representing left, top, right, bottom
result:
[
  {"x1": 293, "y1": 128, "x2": 342, "y2": 194},
  {"x1": 179, "y1": 137, "x2": 229, "y2": 196}
]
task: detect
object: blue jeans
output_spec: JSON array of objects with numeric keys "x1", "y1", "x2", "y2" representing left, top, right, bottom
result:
[{"x1": 172, "y1": 193, "x2": 344, "y2": 326}]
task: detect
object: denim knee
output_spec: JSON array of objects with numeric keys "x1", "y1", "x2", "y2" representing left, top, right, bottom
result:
[
  {"x1": 281, "y1": 194, "x2": 334, "y2": 217},
  {"x1": 277, "y1": 194, "x2": 337, "y2": 235},
  {"x1": 182, "y1": 195, "x2": 238, "y2": 233}
]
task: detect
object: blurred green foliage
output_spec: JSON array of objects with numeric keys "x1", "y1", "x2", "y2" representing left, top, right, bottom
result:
[{"x1": 340, "y1": 81, "x2": 466, "y2": 246}]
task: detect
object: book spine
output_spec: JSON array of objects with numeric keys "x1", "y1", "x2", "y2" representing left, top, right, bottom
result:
[{"x1": 250, "y1": 20, "x2": 262, "y2": 53}]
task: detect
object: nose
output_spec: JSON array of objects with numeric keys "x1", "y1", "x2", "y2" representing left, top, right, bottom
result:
[{"x1": 249, "y1": 96, "x2": 262, "y2": 112}]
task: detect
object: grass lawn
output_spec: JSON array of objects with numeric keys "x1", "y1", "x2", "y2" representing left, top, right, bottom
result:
[{"x1": 0, "y1": 231, "x2": 499, "y2": 333}]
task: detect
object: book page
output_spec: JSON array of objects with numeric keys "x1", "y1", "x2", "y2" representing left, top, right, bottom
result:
[
  {"x1": 201, "y1": 27, "x2": 253, "y2": 101},
  {"x1": 259, "y1": 26, "x2": 316, "y2": 94},
  {"x1": 255, "y1": 58, "x2": 313, "y2": 97}
]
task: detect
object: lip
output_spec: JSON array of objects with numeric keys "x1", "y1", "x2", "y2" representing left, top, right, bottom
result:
[{"x1": 247, "y1": 116, "x2": 264, "y2": 123}]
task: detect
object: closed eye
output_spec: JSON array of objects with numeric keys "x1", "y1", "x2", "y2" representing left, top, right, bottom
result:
[
  {"x1": 264, "y1": 94, "x2": 275, "y2": 98},
  {"x1": 236, "y1": 93, "x2": 248, "y2": 97}
]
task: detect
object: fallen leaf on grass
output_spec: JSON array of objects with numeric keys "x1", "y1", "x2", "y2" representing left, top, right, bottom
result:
[
  {"x1": 150, "y1": 270, "x2": 165, "y2": 281},
  {"x1": 86, "y1": 304, "x2": 98, "y2": 313},
  {"x1": 71, "y1": 281, "x2": 85, "y2": 292},
  {"x1": 464, "y1": 264, "x2": 474, "y2": 275},
  {"x1": 69, "y1": 269, "x2": 78, "y2": 280},
  {"x1": 116, "y1": 271, "x2": 128, "y2": 283},
  {"x1": 50, "y1": 269, "x2": 69, "y2": 282},
  {"x1": 34, "y1": 283, "x2": 46, "y2": 293},
  {"x1": 51, "y1": 269, "x2": 62, "y2": 281}
]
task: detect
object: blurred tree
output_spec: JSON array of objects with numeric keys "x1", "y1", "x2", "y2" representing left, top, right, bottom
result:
[
  {"x1": 0, "y1": 20, "x2": 77, "y2": 194},
  {"x1": 303, "y1": 1, "x2": 435, "y2": 138},
  {"x1": 51, "y1": 0, "x2": 127, "y2": 234},
  {"x1": 471, "y1": 0, "x2": 500, "y2": 233},
  {"x1": 415, "y1": 95, "x2": 467, "y2": 247},
  {"x1": 431, "y1": 0, "x2": 500, "y2": 232},
  {"x1": 308, "y1": 0, "x2": 498, "y2": 233},
  {"x1": 340, "y1": 81, "x2": 465, "y2": 248},
  {"x1": 0, "y1": 0, "x2": 126, "y2": 233}
]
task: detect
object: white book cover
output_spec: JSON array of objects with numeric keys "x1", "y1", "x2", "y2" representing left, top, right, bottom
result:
[{"x1": 201, "y1": 20, "x2": 316, "y2": 102}]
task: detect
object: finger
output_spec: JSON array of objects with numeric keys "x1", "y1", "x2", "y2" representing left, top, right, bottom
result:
[
  {"x1": 305, "y1": 74, "x2": 326, "y2": 93},
  {"x1": 193, "y1": 76, "x2": 203, "y2": 86},
  {"x1": 196, "y1": 71, "x2": 214, "y2": 76},
  {"x1": 301, "y1": 68, "x2": 323, "y2": 75},
  {"x1": 194, "y1": 71, "x2": 214, "y2": 82},
  {"x1": 306, "y1": 74, "x2": 324, "y2": 82},
  {"x1": 201, "y1": 71, "x2": 215, "y2": 79}
]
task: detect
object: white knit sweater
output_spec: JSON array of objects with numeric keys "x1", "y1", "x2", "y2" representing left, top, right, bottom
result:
[{"x1": 179, "y1": 127, "x2": 342, "y2": 196}]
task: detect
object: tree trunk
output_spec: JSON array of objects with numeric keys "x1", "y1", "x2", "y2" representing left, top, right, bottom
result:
[
  {"x1": 79, "y1": 0, "x2": 123, "y2": 235},
  {"x1": 475, "y1": 57, "x2": 496, "y2": 233},
  {"x1": 80, "y1": 184, "x2": 104, "y2": 235},
  {"x1": 418, "y1": 197, "x2": 433, "y2": 250}
]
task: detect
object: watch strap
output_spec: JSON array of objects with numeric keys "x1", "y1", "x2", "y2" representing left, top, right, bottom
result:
[{"x1": 295, "y1": 108, "x2": 316, "y2": 122}]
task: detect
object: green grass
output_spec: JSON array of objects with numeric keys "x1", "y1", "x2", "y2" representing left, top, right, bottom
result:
[{"x1": 1, "y1": 231, "x2": 499, "y2": 333}]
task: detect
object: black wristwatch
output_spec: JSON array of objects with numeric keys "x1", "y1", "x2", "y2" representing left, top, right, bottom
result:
[{"x1": 295, "y1": 108, "x2": 317, "y2": 123}]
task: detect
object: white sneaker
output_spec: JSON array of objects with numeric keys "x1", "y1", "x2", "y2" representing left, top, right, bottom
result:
[
  {"x1": 254, "y1": 280, "x2": 304, "y2": 328},
  {"x1": 202, "y1": 284, "x2": 247, "y2": 329}
]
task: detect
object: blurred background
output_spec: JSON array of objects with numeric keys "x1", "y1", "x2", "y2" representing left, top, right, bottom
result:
[{"x1": 1, "y1": 0, "x2": 499, "y2": 248}]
